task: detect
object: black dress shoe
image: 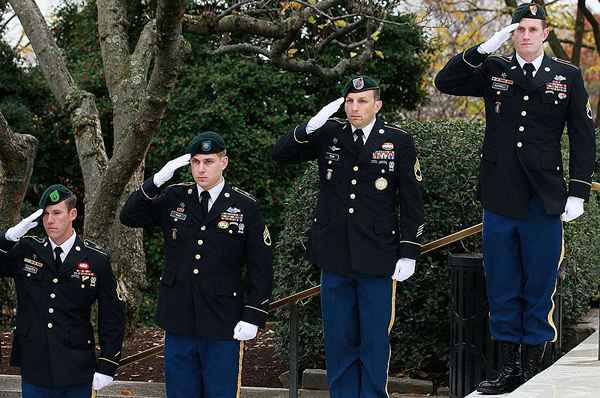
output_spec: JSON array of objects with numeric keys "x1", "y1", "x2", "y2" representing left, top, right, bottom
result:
[
  {"x1": 523, "y1": 343, "x2": 547, "y2": 381},
  {"x1": 477, "y1": 341, "x2": 524, "y2": 395}
]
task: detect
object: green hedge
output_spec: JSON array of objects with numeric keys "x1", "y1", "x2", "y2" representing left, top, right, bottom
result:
[{"x1": 272, "y1": 120, "x2": 600, "y2": 379}]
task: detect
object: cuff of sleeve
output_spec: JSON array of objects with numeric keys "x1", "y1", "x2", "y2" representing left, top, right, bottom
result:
[
  {"x1": 141, "y1": 178, "x2": 161, "y2": 200},
  {"x1": 463, "y1": 45, "x2": 488, "y2": 68},
  {"x1": 568, "y1": 180, "x2": 591, "y2": 201},
  {"x1": 0, "y1": 234, "x2": 16, "y2": 253},
  {"x1": 242, "y1": 305, "x2": 268, "y2": 327},
  {"x1": 399, "y1": 241, "x2": 420, "y2": 260},
  {"x1": 293, "y1": 124, "x2": 312, "y2": 144},
  {"x1": 96, "y1": 357, "x2": 119, "y2": 377}
]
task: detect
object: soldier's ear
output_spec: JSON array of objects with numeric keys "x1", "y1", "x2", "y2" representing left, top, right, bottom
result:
[
  {"x1": 375, "y1": 100, "x2": 383, "y2": 113},
  {"x1": 69, "y1": 208, "x2": 77, "y2": 221}
]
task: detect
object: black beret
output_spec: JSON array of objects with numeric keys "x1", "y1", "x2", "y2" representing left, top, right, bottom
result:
[
  {"x1": 341, "y1": 75, "x2": 380, "y2": 97},
  {"x1": 512, "y1": 2, "x2": 546, "y2": 23},
  {"x1": 187, "y1": 131, "x2": 226, "y2": 156},
  {"x1": 39, "y1": 184, "x2": 74, "y2": 209}
]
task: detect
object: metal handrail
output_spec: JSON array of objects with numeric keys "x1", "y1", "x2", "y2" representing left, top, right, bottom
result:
[{"x1": 120, "y1": 182, "x2": 600, "y2": 370}]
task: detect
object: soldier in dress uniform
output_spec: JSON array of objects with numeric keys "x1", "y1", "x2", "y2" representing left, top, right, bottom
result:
[
  {"x1": 0, "y1": 184, "x2": 125, "y2": 398},
  {"x1": 272, "y1": 76, "x2": 425, "y2": 398},
  {"x1": 435, "y1": 2, "x2": 596, "y2": 394},
  {"x1": 119, "y1": 131, "x2": 273, "y2": 398}
]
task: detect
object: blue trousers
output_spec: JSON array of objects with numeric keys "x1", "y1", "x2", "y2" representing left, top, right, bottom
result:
[
  {"x1": 21, "y1": 382, "x2": 91, "y2": 398},
  {"x1": 320, "y1": 271, "x2": 396, "y2": 398},
  {"x1": 483, "y1": 197, "x2": 563, "y2": 345},
  {"x1": 164, "y1": 333, "x2": 243, "y2": 398}
]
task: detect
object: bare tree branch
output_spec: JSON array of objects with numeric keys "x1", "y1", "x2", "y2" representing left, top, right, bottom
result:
[
  {"x1": 0, "y1": 12, "x2": 16, "y2": 31},
  {"x1": 97, "y1": 0, "x2": 131, "y2": 98},
  {"x1": 210, "y1": 42, "x2": 269, "y2": 56},
  {"x1": 184, "y1": 13, "x2": 284, "y2": 39},
  {"x1": 130, "y1": 19, "x2": 157, "y2": 91},
  {"x1": 316, "y1": 19, "x2": 363, "y2": 53},
  {"x1": 8, "y1": 0, "x2": 108, "y2": 198},
  {"x1": 218, "y1": 0, "x2": 261, "y2": 19},
  {"x1": 84, "y1": 0, "x2": 188, "y2": 239}
]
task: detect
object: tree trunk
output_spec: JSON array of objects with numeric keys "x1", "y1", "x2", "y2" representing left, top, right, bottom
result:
[{"x1": 0, "y1": 111, "x2": 38, "y2": 327}]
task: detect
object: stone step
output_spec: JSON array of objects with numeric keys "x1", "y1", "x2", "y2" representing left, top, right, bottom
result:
[{"x1": 0, "y1": 375, "x2": 436, "y2": 398}]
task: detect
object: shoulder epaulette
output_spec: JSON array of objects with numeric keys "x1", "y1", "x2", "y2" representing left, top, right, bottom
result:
[
  {"x1": 231, "y1": 186, "x2": 257, "y2": 202},
  {"x1": 22, "y1": 235, "x2": 46, "y2": 244},
  {"x1": 168, "y1": 181, "x2": 195, "y2": 188},
  {"x1": 84, "y1": 239, "x2": 109, "y2": 257},
  {"x1": 328, "y1": 117, "x2": 347, "y2": 125},
  {"x1": 552, "y1": 57, "x2": 579, "y2": 70},
  {"x1": 489, "y1": 54, "x2": 513, "y2": 63},
  {"x1": 384, "y1": 124, "x2": 408, "y2": 134}
]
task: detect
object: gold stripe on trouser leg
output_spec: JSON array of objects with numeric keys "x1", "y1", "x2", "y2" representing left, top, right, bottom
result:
[
  {"x1": 384, "y1": 280, "x2": 397, "y2": 398},
  {"x1": 547, "y1": 224, "x2": 565, "y2": 343},
  {"x1": 236, "y1": 341, "x2": 245, "y2": 398}
]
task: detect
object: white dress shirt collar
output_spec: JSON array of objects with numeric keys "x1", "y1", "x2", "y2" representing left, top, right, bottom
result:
[
  {"x1": 197, "y1": 178, "x2": 225, "y2": 211},
  {"x1": 351, "y1": 117, "x2": 377, "y2": 144},
  {"x1": 49, "y1": 231, "x2": 77, "y2": 261},
  {"x1": 515, "y1": 52, "x2": 544, "y2": 77}
]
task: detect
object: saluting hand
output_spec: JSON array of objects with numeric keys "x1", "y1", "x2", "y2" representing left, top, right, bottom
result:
[
  {"x1": 153, "y1": 154, "x2": 191, "y2": 188},
  {"x1": 306, "y1": 97, "x2": 345, "y2": 134},
  {"x1": 4, "y1": 209, "x2": 43, "y2": 242},
  {"x1": 392, "y1": 258, "x2": 416, "y2": 282},
  {"x1": 561, "y1": 196, "x2": 585, "y2": 222},
  {"x1": 478, "y1": 23, "x2": 519, "y2": 54},
  {"x1": 233, "y1": 320, "x2": 258, "y2": 341}
]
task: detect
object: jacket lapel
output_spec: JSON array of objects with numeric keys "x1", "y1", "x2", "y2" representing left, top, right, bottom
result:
[
  {"x1": 338, "y1": 121, "x2": 358, "y2": 157},
  {"x1": 507, "y1": 54, "x2": 529, "y2": 91},
  {"x1": 531, "y1": 54, "x2": 553, "y2": 89},
  {"x1": 203, "y1": 183, "x2": 233, "y2": 226},
  {"x1": 31, "y1": 237, "x2": 54, "y2": 271},
  {"x1": 59, "y1": 235, "x2": 86, "y2": 277},
  {"x1": 358, "y1": 117, "x2": 386, "y2": 164}
]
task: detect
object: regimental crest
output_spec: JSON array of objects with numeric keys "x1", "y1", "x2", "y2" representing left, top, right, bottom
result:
[
  {"x1": 587, "y1": 99, "x2": 594, "y2": 120},
  {"x1": 529, "y1": 4, "x2": 538, "y2": 15},
  {"x1": 353, "y1": 77, "x2": 364, "y2": 90},
  {"x1": 201, "y1": 140, "x2": 212, "y2": 151},
  {"x1": 49, "y1": 190, "x2": 60, "y2": 202}
]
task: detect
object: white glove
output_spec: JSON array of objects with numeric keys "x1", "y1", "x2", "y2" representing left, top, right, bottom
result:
[
  {"x1": 478, "y1": 23, "x2": 519, "y2": 54},
  {"x1": 4, "y1": 209, "x2": 43, "y2": 242},
  {"x1": 153, "y1": 154, "x2": 191, "y2": 187},
  {"x1": 233, "y1": 320, "x2": 258, "y2": 341},
  {"x1": 92, "y1": 372, "x2": 114, "y2": 390},
  {"x1": 392, "y1": 258, "x2": 416, "y2": 282},
  {"x1": 306, "y1": 97, "x2": 345, "y2": 134},
  {"x1": 561, "y1": 196, "x2": 584, "y2": 222}
]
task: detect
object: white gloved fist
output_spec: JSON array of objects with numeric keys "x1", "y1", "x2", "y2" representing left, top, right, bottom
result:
[
  {"x1": 392, "y1": 258, "x2": 416, "y2": 282},
  {"x1": 92, "y1": 372, "x2": 114, "y2": 391},
  {"x1": 478, "y1": 23, "x2": 519, "y2": 54},
  {"x1": 233, "y1": 321, "x2": 258, "y2": 341},
  {"x1": 306, "y1": 97, "x2": 345, "y2": 134},
  {"x1": 4, "y1": 209, "x2": 43, "y2": 242},
  {"x1": 153, "y1": 154, "x2": 191, "y2": 187},
  {"x1": 561, "y1": 196, "x2": 584, "y2": 222}
]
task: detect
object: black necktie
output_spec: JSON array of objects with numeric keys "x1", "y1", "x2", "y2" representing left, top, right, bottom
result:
[
  {"x1": 354, "y1": 129, "x2": 364, "y2": 151},
  {"x1": 54, "y1": 246, "x2": 63, "y2": 272},
  {"x1": 523, "y1": 63, "x2": 535, "y2": 82},
  {"x1": 200, "y1": 191, "x2": 210, "y2": 221}
]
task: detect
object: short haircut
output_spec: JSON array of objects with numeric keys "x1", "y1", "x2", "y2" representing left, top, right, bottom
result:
[{"x1": 64, "y1": 195, "x2": 77, "y2": 210}]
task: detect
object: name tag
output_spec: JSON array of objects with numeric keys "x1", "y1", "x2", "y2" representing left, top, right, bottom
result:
[{"x1": 170, "y1": 211, "x2": 187, "y2": 221}]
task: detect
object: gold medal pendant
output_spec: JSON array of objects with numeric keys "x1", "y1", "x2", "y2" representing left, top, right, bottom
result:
[{"x1": 375, "y1": 177, "x2": 388, "y2": 191}]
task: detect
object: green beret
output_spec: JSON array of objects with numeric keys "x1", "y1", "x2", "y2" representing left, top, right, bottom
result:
[
  {"x1": 341, "y1": 75, "x2": 380, "y2": 97},
  {"x1": 187, "y1": 131, "x2": 226, "y2": 156},
  {"x1": 39, "y1": 184, "x2": 74, "y2": 209},
  {"x1": 512, "y1": 2, "x2": 546, "y2": 23}
]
